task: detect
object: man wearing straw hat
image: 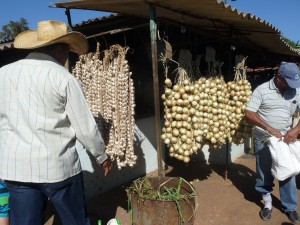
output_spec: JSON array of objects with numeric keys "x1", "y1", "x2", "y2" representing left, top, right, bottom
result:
[{"x1": 0, "y1": 20, "x2": 112, "y2": 225}]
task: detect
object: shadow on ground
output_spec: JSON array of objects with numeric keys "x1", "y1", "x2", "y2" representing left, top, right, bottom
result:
[
  {"x1": 44, "y1": 154, "x2": 300, "y2": 225},
  {"x1": 165, "y1": 154, "x2": 281, "y2": 211}
]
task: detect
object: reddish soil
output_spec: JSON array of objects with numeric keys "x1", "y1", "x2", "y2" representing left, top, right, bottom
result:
[{"x1": 44, "y1": 154, "x2": 300, "y2": 225}]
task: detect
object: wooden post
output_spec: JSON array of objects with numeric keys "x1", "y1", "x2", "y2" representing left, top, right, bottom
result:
[{"x1": 149, "y1": 4, "x2": 165, "y2": 176}]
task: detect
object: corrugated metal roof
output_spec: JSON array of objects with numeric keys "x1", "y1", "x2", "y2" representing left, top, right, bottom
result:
[
  {"x1": 0, "y1": 38, "x2": 14, "y2": 51},
  {"x1": 72, "y1": 13, "x2": 120, "y2": 27},
  {"x1": 53, "y1": 0, "x2": 300, "y2": 57},
  {"x1": 0, "y1": 14, "x2": 121, "y2": 52}
]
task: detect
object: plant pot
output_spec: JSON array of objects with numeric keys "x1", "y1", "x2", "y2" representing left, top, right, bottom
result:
[{"x1": 128, "y1": 176, "x2": 196, "y2": 225}]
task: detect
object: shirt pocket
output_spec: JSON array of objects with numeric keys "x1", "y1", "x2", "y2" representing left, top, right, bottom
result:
[{"x1": 289, "y1": 99, "x2": 297, "y2": 115}]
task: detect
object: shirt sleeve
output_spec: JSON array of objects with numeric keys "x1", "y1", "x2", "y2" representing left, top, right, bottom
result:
[
  {"x1": 246, "y1": 87, "x2": 262, "y2": 113},
  {"x1": 65, "y1": 78, "x2": 108, "y2": 164},
  {"x1": 296, "y1": 89, "x2": 300, "y2": 112}
]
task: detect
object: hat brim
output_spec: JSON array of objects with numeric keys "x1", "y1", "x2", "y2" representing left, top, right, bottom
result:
[
  {"x1": 285, "y1": 77, "x2": 300, "y2": 89},
  {"x1": 14, "y1": 30, "x2": 88, "y2": 55}
]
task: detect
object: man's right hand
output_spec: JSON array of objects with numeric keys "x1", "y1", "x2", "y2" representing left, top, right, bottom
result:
[
  {"x1": 101, "y1": 157, "x2": 113, "y2": 176},
  {"x1": 267, "y1": 127, "x2": 283, "y2": 140}
]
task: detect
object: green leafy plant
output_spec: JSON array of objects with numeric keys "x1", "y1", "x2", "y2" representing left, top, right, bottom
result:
[{"x1": 127, "y1": 177, "x2": 197, "y2": 223}]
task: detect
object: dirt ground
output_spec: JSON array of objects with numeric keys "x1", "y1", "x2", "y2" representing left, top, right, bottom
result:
[{"x1": 44, "y1": 153, "x2": 300, "y2": 225}]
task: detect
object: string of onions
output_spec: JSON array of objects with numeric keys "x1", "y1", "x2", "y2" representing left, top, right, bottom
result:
[
  {"x1": 227, "y1": 57, "x2": 253, "y2": 144},
  {"x1": 161, "y1": 54, "x2": 253, "y2": 163}
]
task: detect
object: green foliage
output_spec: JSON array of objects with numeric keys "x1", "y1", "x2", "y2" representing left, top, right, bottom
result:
[
  {"x1": 0, "y1": 18, "x2": 29, "y2": 41},
  {"x1": 127, "y1": 177, "x2": 196, "y2": 223},
  {"x1": 282, "y1": 37, "x2": 300, "y2": 49}
]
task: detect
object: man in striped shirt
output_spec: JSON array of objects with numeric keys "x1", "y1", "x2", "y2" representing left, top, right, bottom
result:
[
  {"x1": 245, "y1": 62, "x2": 300, "y2": 223},
  {"x1": 0, "y1": 20, "x2": 112, "y2": 225}
]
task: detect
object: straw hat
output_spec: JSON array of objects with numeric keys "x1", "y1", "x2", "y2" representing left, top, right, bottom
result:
[{"x1": 14, "y1": 20, "x2": 88, "y2": 55}]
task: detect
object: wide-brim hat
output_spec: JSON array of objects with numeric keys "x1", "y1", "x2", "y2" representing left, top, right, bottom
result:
[
  {"x1": 279, "y1": 61, "x2": 300, "y2": 89},
  {"x1": 14, "y1": 20, "x2": 88, "y2": 55}
]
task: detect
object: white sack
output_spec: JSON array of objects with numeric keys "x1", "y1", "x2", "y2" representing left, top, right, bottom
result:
[
  {"x1": 107, "y1": 218, "x2": 121, "y2": 225},
  {"x1": 268, "y1": 137, "x2": 300, "y2": 181}
]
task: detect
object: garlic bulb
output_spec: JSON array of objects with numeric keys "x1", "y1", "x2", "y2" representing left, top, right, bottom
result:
[{"x1": 73, "y1": 43, "x2": 136, "y2": 169}]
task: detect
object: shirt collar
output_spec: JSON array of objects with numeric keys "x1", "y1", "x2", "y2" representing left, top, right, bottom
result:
[
  {"x1": 269, "y1": 76, "x2": 293, "y2": 94},
  {"x1": 269, "y1": 77, "x2": 277, "y2": 90},
  {"x1": 26, "y1": 52, "x2": 61, "y2": 65}
]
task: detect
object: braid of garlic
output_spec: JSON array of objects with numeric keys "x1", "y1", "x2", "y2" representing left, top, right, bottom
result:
[{"x1": 72, "y1": 43, "x2": 136, "y2": 169}]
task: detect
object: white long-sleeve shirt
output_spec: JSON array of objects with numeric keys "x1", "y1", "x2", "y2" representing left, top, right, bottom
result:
[{"x1": 0, "y1": 52, "x2": 107, "y2": 183}]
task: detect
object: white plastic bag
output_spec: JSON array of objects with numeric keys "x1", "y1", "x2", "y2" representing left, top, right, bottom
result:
[
  {"x1": 107, "y1": 218, "x2": 121, "y2": 225},
  {"x1": 268, "y1": 137, "x2": 300, "y2": 181}
]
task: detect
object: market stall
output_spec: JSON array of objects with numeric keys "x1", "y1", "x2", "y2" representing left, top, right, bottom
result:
[{"x1": 51, "y1": 0, "x2": 300, "y2": 196}]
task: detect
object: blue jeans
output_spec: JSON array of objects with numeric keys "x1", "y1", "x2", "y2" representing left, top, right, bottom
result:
[
  {"x1": 254, "y1": 138, "x2": 298, "y2": 212},
  {"x1": 5, "y1": 173, "x2": 90, "y2": 225}
]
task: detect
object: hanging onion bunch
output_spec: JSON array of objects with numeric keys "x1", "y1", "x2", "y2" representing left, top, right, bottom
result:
[
  {"x1": 227, "y1": 57, "x2": 253, "y2": 144},
  {"x1": 231, "y1": 118, "x2": 253, "y2": 144},
  {"x1": 198, "y1": 76, "x2": 231, "y2": 148},
  {"x1": 72, "y1": 43, "x2": 136, "y2": 169},
  {"x1": 160, "y1": 52, "x2": 254, "y2": 163},
  {"x1": 161, "y1": 64, "x2": 201, "y2": 163}
]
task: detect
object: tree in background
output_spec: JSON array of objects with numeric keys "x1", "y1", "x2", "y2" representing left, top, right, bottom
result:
[{"x1": 0, "y1": 18, "x2": 29, "y2": 41}]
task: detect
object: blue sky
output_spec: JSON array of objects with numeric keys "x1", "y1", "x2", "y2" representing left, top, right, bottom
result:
[
  {"x1": 0, "y1": 1, "x2": 108, "y2": 30},
  {"x1": 1, "y1": 0, "x2": 299, "y2": 43},
  {"x1": 229, "y1": 0, "x2": 300, "y2": 43}
]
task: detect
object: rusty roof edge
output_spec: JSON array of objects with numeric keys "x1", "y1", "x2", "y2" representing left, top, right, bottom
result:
[
  {"x1": 53, "y1": 0, "x2": 285, "y2": 39},
  {"x1": 1, "y1": 0, "x2": 299, "y2": 56},
  {"x1": 217, "y1": 1, "x2": 299, "y2": 56},
  {"x1": 0, "y1": 37, "x2": 14, "y2": 44},
  {"x1": 218, "y1": 0, "x2": 281, "y2": 34},
  {"x1": 280, "y1": 37, "x2": 300, "y2": 54},
  {"x1": 53, "y1": 0, "x2": 300, "y2": 56},
  {"x1": 72, "y1": 13, "x2": 120, "y2": 27},
  {"x1": 0, "y1": 41, "x2": 14, "y2": 52}
]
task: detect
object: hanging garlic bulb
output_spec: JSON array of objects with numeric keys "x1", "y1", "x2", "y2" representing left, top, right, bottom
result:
[{"x1": 72, "y1": 43, "x2": 136, "y2": 169}]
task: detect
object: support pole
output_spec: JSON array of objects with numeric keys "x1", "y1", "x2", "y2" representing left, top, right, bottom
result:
[
  {"x1": 149, "y1": 4, "x2": 165, "y2": 176},
  {"x1": 65, "y1": 8, "x2": 73, "y2": 30},
  {"x1": 225, "y1": 29, "x2": 233, "y2": 180},
  {"x1": 225, "y1": 140, "x2": 229, "y2": 180}
]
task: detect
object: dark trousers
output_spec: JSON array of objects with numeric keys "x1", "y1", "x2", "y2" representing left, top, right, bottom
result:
[{"x1": 5, "y1": 172, "x2": 90, "y2": 225}]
